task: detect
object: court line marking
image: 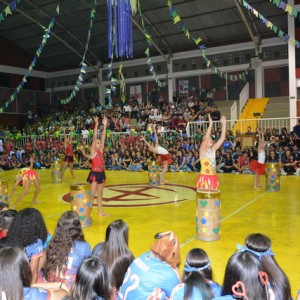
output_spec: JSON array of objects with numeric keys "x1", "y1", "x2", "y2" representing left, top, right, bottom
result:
[{"x1": 180, "y1": 178, "x2": 287, "y2": 248}]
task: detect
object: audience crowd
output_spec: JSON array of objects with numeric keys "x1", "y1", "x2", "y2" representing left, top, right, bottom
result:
[
  {"x1": 0, "y1": 204, "x2": 296, "y2": 300},
  {"x1": 0, "y1": 93, "x2": 299, "y2": 176}
]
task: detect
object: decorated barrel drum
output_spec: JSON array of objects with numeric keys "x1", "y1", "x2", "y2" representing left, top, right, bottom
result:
[
  {"x1": 265, "y1": 163, "x2": 280, "y2": 192},
  {"x1": 148, "y1": 161, "x2": 160, "y2": 187},
  {"x1": 51, "y1": 160, "x2": 62, "y2": 183},
  {"x1": 70, "y1": 183, "x2": 93, "y2": 227},
  {"x1": 0, "y1": 179, "x2": 9, "y2": 204},
  {"x1": 196, "y1": 189, "x2": 221, "y2": 241}
]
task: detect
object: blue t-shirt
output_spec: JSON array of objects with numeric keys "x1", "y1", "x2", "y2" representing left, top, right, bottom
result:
[
  {"x1": 119, "y1": 251, "x2": 180, "y2": 300},
  {"x1": 25, "y1": 238, "x2": 44, "y2": 261},
  {"x1": 24, "y1": 287, "x2": 50, "y2": 300},
  {"x1": 170, "y1": 281, "x2": 222, "y2": 300}
]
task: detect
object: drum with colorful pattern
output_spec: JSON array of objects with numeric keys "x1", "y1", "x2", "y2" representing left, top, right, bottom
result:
[
  {"x1": 0, "y1": 179, "x2": 9, "y2": 204},
  {"x1": 51, "y1": 160, "x2": 62, "y2": 183},
  {"x1": 196, "y1": 189, "x2": 221, "y2": 241},
  {"x1": 70, "y1": 183, "x2": 92, "y2": 227},
  {"x1": 148, "y1": 161, "x2": 160, "y2": 186},
  {"x1": 265, "y1": 163, "x2": 280, "y2": 192}
]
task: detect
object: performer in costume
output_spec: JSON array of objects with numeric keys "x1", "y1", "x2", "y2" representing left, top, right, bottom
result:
[
  {"x1": 196, "y1": 114, "x2": 226, "y2": 190},
  {"x1": 249, "y1": 128, "x2": 266, "y2": 189},
  {"x1": 142, "y1": 127, "x2": 172, "y2": 184},
  {"x1": 62, "y1": 127, "x2": 76, "y2": 180},
  {"x1": 87, "y1": 116, "x2": 108, "y2": 216},
  {"x1": 10, "y1": 154, "x2": 40, "y2": 208}
]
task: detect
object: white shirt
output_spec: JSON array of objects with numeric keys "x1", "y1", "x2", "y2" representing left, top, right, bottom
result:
[{"x1": 156, "y1": 146, "x2": 168, "y2": 155}]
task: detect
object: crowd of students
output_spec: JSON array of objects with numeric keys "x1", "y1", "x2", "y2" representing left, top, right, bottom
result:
[{"x1": 0, "y1": 204, "x2": 296, "y2": 300}]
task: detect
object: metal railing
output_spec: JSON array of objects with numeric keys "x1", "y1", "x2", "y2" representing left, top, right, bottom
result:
[{"x1": 186, "y1": 117, "x2": 299, "y2": 137}]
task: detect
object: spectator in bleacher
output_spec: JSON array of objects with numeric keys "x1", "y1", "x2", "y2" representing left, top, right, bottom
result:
[
  {"x1": 206, "y1": 89, "x2": 214, "y2": 107},
  {"x1": 211, "y1": 106, "x2": 221, "y2": 121},
  {"x1": 221, "y1": 152, "x2": 236, "y2": 173},
  {"x1": 281, "y1": 149, "x2": 296, "y2": 175},
  {"x1": 293, "y1": 119, "x2": 300, "y2": 139},
  {"x1": 233, "y1": 151, "x2": 250, "y2": 174},
  {"x1": 267, "y1": 149, "x2": 280, "y2": 163},
  {"x1": 279, "y1": 127, "x2": 291, "y2": 147}
]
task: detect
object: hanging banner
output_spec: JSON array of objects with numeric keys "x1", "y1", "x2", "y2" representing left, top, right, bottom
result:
[
  {"x1": 179, "y1": 80, "x2": 189, "y2": 97},
  {"x1": 130, "y1": 85, "x2": 142, "y2": 104}
]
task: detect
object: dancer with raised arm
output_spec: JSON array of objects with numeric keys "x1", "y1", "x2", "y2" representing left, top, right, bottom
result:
[
  {"x1": 10, "y1": 153, "x2": 40, "y2": 208},
  {"x1": 87, "y1": 116, "x2": 108, "y2": 216},
  {"x1": 62, "y1": 127, "x2": 76, "y2": 180},
  {"x1": 250, "y1": 128, "x2": 266, "y2": 189},
  {"x1": 196, "y1": 114, "x2": 226, "y2": 190},
  {"x1": 142, "y1": 127, "x2": 172, "y2": 184}
]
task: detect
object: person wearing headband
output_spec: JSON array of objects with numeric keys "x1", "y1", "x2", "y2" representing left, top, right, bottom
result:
[
  {"x1": 119, "y1": 231, "x2": 181, "y2": 300},
  {"x1": 221, "y1": 250, "x2": 267, "y2": 300},
  {"x1": 244, "y1": 233, "x2": 291, "y2": 300},
  {"x1": 170, "y1": 248, "x2": 222, "y2": 300}
]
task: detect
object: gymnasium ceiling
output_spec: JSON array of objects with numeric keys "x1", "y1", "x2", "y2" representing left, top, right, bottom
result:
[{"x1": 0, "y1": 0, "x2": 289, "y2": 72}]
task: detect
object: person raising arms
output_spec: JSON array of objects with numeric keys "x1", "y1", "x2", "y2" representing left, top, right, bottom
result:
[
  {"x1": 61, "y1": 127, "x2": 76, "y2": 180},
  {"x1": 142, "y1": 126, "x2": 172, "y2": 184},
  {"x1": 196, "y1": 114, "x2": 226, "y2": 190},
  {"x1": 86, "y1": 115, "x2": 108, "y2": 216}
]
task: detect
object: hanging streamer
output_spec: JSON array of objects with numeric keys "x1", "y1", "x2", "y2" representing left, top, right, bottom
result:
[
  {"x1": 107, "y1": 0, "x2": 134, "y2": 59},
  {"x1": 0, "y1": 0, "x2": 22, "y2": 24},
  {"x1": 137, "y1": 0, "x2": 167, "y2": 88},
  {"x1": 0, "y1": 4, "x2": 60, "y2": 114},
  {"x1": 60, "y1": 0, "x2": 98, "y2": 105},
  {"x1": 165, "y1": 0, "x2": 250, "y2": 82},
  {"x1": 269, "y1": 0, "x2": 299, "y2": 20},
  {"x1": 240, "y1": 0, "x2": 300, "y2": 48}
]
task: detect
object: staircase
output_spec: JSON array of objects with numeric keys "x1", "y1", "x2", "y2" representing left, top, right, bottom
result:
[{"x1": 232, "y1": 98, "x2": 269, "y2": 133}]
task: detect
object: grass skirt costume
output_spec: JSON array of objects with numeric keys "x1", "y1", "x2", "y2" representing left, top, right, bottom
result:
[
  {"x1": 18, "y1": 168, "x2": 38, "y2": 186},
  {"x1": 196, "y1": 158, "x2": 219, "y2": 190},
  {"x1": 196, "y1": 148, "x2": 219, "y2": 190}
]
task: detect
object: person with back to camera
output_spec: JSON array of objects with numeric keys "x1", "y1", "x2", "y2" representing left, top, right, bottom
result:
[
  {"x1": 92, "y1": 219, "x2": 134, "y2": 298},
  {"x1": 62, "y1": 256, "x2": 112, "y2": 300},
  {"x1": 243, "y1": 233, "x2": 291, "y2": 300},
  {"x1": 86, "y1": 115, "x2": 108, "y2": 216},
  {"x1": 142, "y1": 126, "x2": 172, "y2": 184},
  {"x1": 249, "y1": 128, "x2": 266, "y2": 189},
  {"x1": 196, "y1": 114, "x2": 226, "y2": 190},
  {"x1": 119, "y1": 231, "x2": 181, "y2": 300},
  {"x1": 213, "y1": 250, "x2": 268, "y2": 300},
  {"x1": 170, "y1": 248, "x2": 222, "y2": 300},
  {"x1": 45, "y1": 211, "x2": 91, "y2": 288},
  {"x1": 0, "y1": 208, "x2": 48, "y2": 284},
  {"x1": 0, "y1": 209, "x2": 17, "y2": 238},
  {"x1": 10, "y1": 153, "x2": 41, "y2": 208},
  {"x1": 61, "y1": 127, "x2": 76, "y2": 180},
  {"x1": 0, "y1": 246, "x2": 67, "y2": 300}
]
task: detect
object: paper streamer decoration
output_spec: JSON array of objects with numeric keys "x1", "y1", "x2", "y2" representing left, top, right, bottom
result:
[
  {"x1": 138, "y1": 0, "x2": 167, "y2": 88},
  {"x1": 269, "y1": 0, "x2": 299, "y2": 20},
  {"x1": 0, "y1": 0, "x2": 21, "y2": 24},
  {"x1": 165, "y1": 0, "x2": 250, "y2": 82},
  {"x1": 0, "y1": 4, "x2": 60, "y2": 114},
  {"x1": 239, "y1": 0, "x2": 300, "y2": 48},
  {"x1": 107, "y1": 0, "x2": 133, "y2": 59},
  {"x1": 60, "y1": 0, "x2": 97, "y2": 105}
]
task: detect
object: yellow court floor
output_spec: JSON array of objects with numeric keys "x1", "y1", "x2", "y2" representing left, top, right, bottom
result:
[{"x1": 1, "y1": 169, "x2": 300, "y2": 296}]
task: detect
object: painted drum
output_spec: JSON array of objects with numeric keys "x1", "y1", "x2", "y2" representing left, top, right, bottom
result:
[
  {"x1": 265, "y1": 163, "x2": 280, "y2": 192},
  {"x1": 51, "y1": 160, "x2": 62, "y2": 183},
  {"x1": 0, "y1": 179, "x2": 9, "y2": 204},
  {"x1": 196, "y1": 189, "x2": 221, "y2": 241},
  {"x1": 148, "y1": 161, "x2": 160, "y2": 187},
  {"x1": 70, "y1": 183, "x2": 93, "y2": 227}
]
